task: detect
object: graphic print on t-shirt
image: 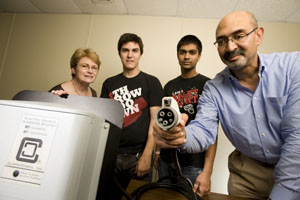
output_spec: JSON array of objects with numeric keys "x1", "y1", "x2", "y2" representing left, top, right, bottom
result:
[
  {"x1": 171, "y1": 88, "x2": 199, "y2": 115},
  {"x1": 109, "y1": 85, "x2": 146, "y2": 127}
]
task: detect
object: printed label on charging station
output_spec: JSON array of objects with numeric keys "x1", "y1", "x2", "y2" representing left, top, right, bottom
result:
[{"x1": 1, "y1": 115, "x2": 57, "y2": 186}]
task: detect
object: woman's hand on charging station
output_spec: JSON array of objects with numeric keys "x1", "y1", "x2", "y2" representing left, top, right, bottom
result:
[{"x1": 153, "y1": 113, "x2": 188, "y2": 149}]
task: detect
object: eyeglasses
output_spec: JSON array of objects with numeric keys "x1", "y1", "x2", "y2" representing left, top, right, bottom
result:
[
  {"x1": 213, "y1": 27, "x2": 258, "y2": 48},
  {"x1": 78, "y1": 63, "x2": 99, "y2": 72}
]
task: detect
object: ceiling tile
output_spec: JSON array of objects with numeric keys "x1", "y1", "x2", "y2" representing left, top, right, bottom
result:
[
  {"x1": 0, "y1": 0, "x2": 300, "y2": 24},
  {"x1": 235, "y1": 0, "x2": 300, "y2": 23},
  {"x1": 285, "y1": 8, "x2": 300, "y2": 23},
  {"x1": 178, "y1": 0, "x2": 239, "y2": 19},
  {"x1": 29, "y1": 0, "x2": 82, "y2": 13},
  {"x1": 124, "y1": 0, "x2": 177, "y2": 16},
  {"x1": 74, "y1": 0, "x2": 127, "y2": 14},
  {"x1": 0, "y1": 0, "x2": 41, "y2": 13}
]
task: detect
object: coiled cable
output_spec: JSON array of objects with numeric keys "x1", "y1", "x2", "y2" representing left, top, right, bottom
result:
[{"x1": 119, "y1": 149, "x2": 202, "y2": 200}]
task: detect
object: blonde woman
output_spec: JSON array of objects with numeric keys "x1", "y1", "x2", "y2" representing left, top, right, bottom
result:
[{"x1": 49, "y1": 48, "x2": 100, "y2": 97}]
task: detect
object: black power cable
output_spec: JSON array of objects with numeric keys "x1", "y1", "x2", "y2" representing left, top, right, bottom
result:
[
  {"x1": 117, "y1": 149, "x2": 203, "y2": 200},
  {"x1": 113, "y1": 176, "x2": 134, "y2": 200}
]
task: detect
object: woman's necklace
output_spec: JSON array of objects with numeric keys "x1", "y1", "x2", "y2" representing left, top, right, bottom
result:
[{"x1": 71, "y1": 80, "x2": 88, "y2": 96}]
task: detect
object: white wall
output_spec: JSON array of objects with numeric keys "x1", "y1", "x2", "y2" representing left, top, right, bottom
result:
[{"x1": 0, "y1": 13, "x2": 299, "y2": 194}]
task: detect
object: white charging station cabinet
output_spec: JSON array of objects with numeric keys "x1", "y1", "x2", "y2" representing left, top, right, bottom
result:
[{"x1": 0, "y1": 100, "x2": 109, "y2": 200}]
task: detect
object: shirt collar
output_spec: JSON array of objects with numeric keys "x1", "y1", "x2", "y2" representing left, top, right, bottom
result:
[{"x1": 258, "y1": 53, "x2": 266, "y2": 77}]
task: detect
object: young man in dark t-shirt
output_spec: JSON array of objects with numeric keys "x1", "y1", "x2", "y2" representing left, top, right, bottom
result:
[
  {"x1": 154, "y1": 35, "x2": 217, "y2": 198},
  {"x1": 101, "y1": 33, "x2": 164, "y2": 199}
]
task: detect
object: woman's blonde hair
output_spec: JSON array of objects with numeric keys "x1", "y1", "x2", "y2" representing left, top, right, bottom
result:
[{"x1": 70, "y1": 48, "x2": 101, "y2": 78}]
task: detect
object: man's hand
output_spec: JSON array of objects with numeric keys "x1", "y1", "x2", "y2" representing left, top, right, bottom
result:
[
  {"x1": 153, "y1": 113, "x2": 188, "y2": 149},
  {"x1": 135, "y1": 153, "x2": 151, "y2": 177},
  {"x1": 193, "y1": 171, "x2": 211, "y2": 197}
]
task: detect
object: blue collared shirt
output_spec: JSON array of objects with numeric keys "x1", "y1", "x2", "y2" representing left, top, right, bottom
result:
[{"x1": 184, "y1": 52, "x2": 300, "y2": 199}]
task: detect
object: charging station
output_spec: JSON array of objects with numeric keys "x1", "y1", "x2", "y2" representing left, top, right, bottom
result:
[{"x1": 0, "y1": 90, "x2": 124, "y2": 200}]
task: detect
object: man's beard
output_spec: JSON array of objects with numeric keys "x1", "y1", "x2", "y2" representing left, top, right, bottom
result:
[{"x1": 223, "y1": 48, "x2": 247, "y2": 70}]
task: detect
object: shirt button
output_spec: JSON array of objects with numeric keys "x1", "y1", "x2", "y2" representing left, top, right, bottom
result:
[
  {"x1": 262, "y1": 133, "x2": 266, "y2": 136},
  {"x1": 253, "y1": 97, "x2": 256, "y2": 100},
  {"x1": 266, "y1": 149, "x2": 270, "y2": 153},
  {"x1": 258, "y1": 115, "x2": 261, "y2": 119}
]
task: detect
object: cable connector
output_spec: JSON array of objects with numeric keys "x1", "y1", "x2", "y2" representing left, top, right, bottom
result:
[{"x1": 155, "y1": 97, "x2": 181, "y2": 130}]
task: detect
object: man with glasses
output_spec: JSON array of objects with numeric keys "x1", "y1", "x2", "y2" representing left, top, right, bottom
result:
[{"x1": 153, "y1": 10, "x2": 300, "y2": 200}]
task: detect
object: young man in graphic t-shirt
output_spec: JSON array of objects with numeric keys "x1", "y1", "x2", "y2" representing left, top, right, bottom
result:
[
  {"x1": 101, "y1": 33, "x2": 164, "y2": 199},
  {"x1": 154, "y1": 35, "x2": 217, "y2": 198}
]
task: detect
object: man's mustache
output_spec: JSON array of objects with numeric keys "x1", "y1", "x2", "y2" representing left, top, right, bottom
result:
[{"x1": 224, "y1": 49, "x2": 245, "y2": 60}]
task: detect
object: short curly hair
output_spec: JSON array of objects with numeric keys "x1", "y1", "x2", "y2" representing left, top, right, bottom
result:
[{"x1": 70, "y1": 48, "x2": 101, "y2": 78}]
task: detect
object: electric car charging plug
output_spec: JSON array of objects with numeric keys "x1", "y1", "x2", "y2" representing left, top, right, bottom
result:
[{"x1": 155, "y1": 97, "x2": 181, "y2": 130}]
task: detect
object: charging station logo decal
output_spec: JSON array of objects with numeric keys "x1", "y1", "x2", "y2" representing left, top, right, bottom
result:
[
  {"x1": 1, "y1": 115, "x2": 57, "y2": 186},
  {"x1": 16, "y1": 137, "x2": 43, "y2": 163}
]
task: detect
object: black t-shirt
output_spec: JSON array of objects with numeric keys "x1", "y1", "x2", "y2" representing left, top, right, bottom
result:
[
  {"x1": 49, "y1": 84, "x2": 97, "y2": 97},
  {"x1": 101, "y1": 71, "x2": 164, "y2": 153},
  {"x1": 161, "y1": 74, "x2": 210, "y2": 167}
]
